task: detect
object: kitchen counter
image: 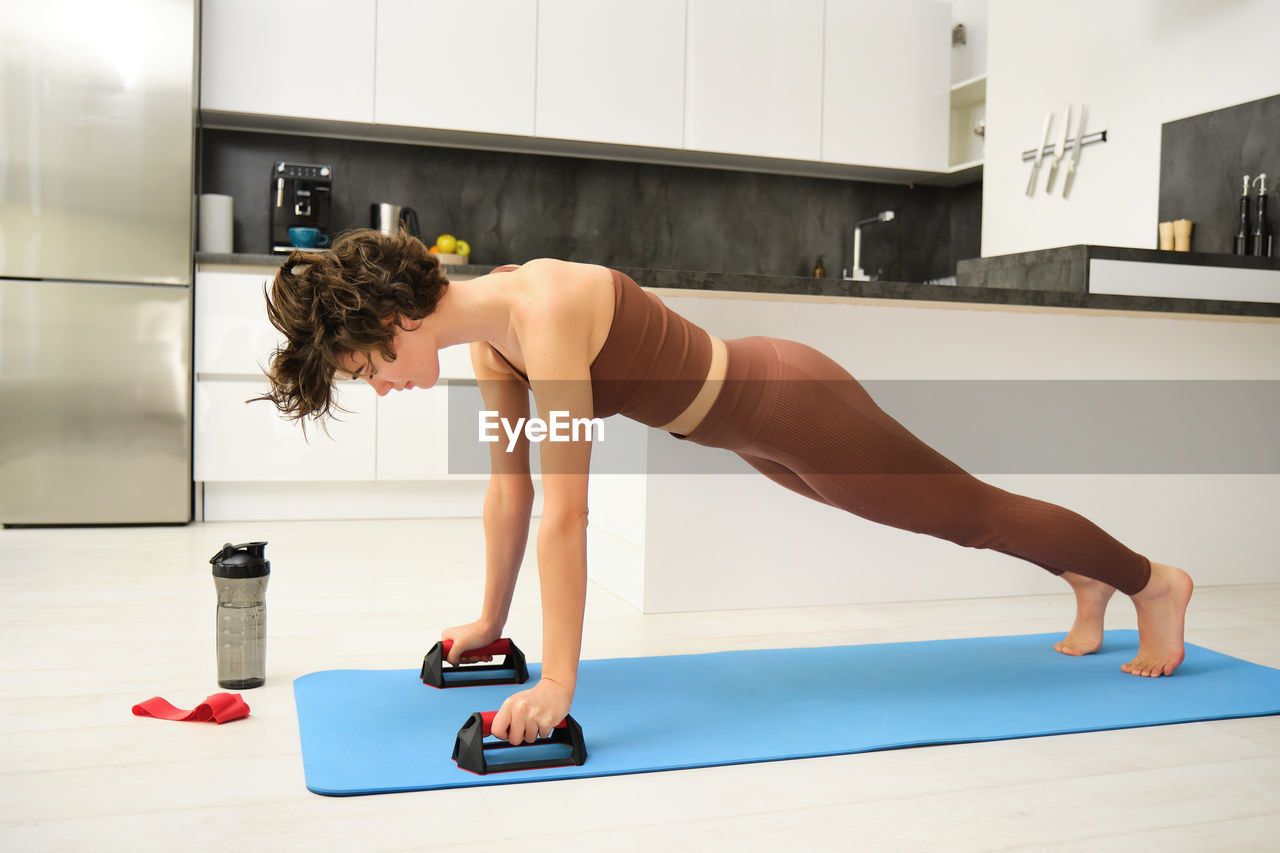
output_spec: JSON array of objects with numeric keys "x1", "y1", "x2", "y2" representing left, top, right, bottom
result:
[
  {"x1": 196, "y1": 250, "x2": 1280, "y2": 319},
  {"x1": 957, "y1": 245, "x2": 1280, "y2": 317},
  {"x1": 197, "y1": 252, "x2": 499, "y2": 280}
]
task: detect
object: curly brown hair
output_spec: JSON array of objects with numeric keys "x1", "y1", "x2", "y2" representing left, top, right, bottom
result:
[{"x1": 255, "y1": 228, "x2": 449, "y2": 424}]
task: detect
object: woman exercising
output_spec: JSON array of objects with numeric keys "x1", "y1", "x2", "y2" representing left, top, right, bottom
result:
[{"x1": 261, "y1": 229, "x2": 1194, "y2": 746}]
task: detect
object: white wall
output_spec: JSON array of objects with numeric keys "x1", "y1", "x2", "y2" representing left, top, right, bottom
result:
[{"x1": 982, "y1": 0, "x2": 1280, "y2": 258}]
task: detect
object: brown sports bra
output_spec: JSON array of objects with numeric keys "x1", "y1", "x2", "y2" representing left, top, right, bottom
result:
[{"x1": 488, "y1": 265, "x2": 713, "y2": 428}]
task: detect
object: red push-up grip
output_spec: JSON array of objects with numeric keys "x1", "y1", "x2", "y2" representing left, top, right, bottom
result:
[
  {"x1": 420, "y1": 637, "x2": 529, "y2": 688},
  {"x1": 477, "y1": 710, "x2": 569, "y2": 738},
  {"x1": 441, "y1": 638, "x2": 512, "y2": 658}
]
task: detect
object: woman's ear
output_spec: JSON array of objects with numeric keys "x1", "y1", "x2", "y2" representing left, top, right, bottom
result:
[{"x1": 393, "y1": 313, "x2": 425, "y2": 334}]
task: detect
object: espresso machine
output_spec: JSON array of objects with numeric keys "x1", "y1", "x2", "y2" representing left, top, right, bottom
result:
[{"x1": 270, "y1": 161, "x2": 332, "y2": 253}]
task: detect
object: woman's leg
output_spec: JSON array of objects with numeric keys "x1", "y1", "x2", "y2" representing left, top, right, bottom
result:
[
  {"x1": 1055, "y1": 571, "x2": 1117, "y2": 656},
  {"x1": 739, "y1": 338, "x2": 1191, "y2": 675},
  {"x1": 737, "y1": 453, "x2": 835, "y2": 508},
  {"x1": 744, "y1": 340, "x2": 1147, "y2": 590}
]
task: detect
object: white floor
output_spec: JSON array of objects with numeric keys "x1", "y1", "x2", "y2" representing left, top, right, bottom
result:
[{"x1": 1, "y1": 518, "x2": 1277, "y2": 852}]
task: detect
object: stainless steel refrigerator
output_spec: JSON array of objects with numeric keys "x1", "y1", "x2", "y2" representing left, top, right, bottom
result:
[{"x1": 0, "y1": 0, "x2": 197, "y2": 524}]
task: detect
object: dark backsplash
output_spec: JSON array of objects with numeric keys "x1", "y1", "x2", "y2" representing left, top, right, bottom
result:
[
  {"x1": 200, "y1": 129, "x2": 981, "y2": 282},
  {"x1": 1159, "y1": 93, "x2": 1278, "y2": 255}
]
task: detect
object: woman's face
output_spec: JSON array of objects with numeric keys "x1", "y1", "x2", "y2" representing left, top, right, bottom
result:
[{"x1": 337, "y1": 318, "x2": 440, "y2": 395}]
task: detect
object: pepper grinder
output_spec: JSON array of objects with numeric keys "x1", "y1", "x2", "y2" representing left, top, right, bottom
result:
[
  {"x1": 211, "y1": 541, "x2": 270, "y2": 689},
  {"x1": 1234, "y1": 174, "x2": 1251, "y2": 255},
  {"x1": 1252, "y1": 173, "x2": 1271, "y2": 257}
]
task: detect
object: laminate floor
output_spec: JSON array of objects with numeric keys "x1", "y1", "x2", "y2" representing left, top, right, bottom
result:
[{"x1": 1, "y1": 519, "x2": 1277, "y2": 852}]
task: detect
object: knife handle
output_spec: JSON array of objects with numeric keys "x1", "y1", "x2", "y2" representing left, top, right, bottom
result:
[
  {"x1": 1026, "y1": 112, "x2": 1054, "y2": 198},
  {"x1": 1062, "y1": 162, "x2": 1077, "y2": 199}
]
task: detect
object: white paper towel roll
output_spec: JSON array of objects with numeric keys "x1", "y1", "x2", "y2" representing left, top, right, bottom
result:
[{"x1": 199, "y1": 193, "x2": 234, "y2": 253}]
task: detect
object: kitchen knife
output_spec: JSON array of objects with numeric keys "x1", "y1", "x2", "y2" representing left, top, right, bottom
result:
[
  {"x1": 1044, "y1": 104, "x2": 1071, "y2": 193},
  {"x1": 1062, "y1": 104, "x2": 1088, "y2": 198},
  {"x1": 1026, "y1": 112, "x2": 1054, "y2": 197}
]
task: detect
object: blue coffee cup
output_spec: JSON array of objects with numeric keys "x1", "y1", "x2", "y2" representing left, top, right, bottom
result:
[{"x1": 289, "y1": 227, "x2": 329, "y2": 249}]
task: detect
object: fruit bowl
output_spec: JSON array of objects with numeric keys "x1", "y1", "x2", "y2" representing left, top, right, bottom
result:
[{"x1": 436, "y1": 253, "x2": 469, "y2": 265}]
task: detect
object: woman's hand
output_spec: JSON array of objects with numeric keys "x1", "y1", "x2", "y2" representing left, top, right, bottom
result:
[
  {"x1": 440, "y1": 621, "x2": 501, "y2": 667},
  {"x1": 491, "y1": 678, "x2": 574, "y2": 745}
]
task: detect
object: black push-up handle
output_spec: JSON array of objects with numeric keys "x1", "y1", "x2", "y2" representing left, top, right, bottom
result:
[{"x1": 451, "y1": 710, "x2": 588, "y2": 775}]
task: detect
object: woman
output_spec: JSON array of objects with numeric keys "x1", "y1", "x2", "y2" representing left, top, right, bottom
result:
[{"x1": 261, "y1": 229, "x2": 1194, "y2": 747}]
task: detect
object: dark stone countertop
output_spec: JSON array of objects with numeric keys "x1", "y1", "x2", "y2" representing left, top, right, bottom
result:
[
  {"x1": 956, "y1": 245, "x2": 1280, "y2": 318},
  {"x1": 196, "y1": 251, "x2": 498, "y2": 279},
  {"x1": 196, "y1": 251, "x2": 1280, "y2": 319},
  {"x1": 960, "y1": 244, "x2": 1280, "y2": 275}
]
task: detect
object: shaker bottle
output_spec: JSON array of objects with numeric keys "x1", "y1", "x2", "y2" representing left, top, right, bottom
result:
[{"x1": 210, "y1": 541, "x2": 270, "y2": 689}]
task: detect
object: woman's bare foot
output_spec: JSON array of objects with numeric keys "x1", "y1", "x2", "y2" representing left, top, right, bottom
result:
[
  {"x1": 1054, "y1": 571, "x2": 1117, "y2": 656},
  {"x1": 1123, "y1": 562, "x2": 1194, "y2": 677}
]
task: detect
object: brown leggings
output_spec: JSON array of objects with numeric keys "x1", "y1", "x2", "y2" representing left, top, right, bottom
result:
[{"x1": 674, "y1": 337, "x2": 1152, "y2": 595}]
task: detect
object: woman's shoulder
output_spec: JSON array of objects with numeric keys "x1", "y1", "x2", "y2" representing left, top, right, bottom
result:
[
  {"x1": 494, "y1": 258, "x2": 604, "y2": 278},
  {"x1": 490, "y1": 260, "x2": 610, "y2": 301}
]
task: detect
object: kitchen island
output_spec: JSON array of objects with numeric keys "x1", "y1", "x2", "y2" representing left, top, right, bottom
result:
[{"x1": 196, "y1": 253, "x2": 1280, "y2": 611}]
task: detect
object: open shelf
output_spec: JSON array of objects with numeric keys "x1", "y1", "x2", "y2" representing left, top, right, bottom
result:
[
  {"x1": 948, "y1": 75, "x2": 987, "y2": 171},
  {"x1": 950, "y1": 74, "x2": 987, "y2": 109}
]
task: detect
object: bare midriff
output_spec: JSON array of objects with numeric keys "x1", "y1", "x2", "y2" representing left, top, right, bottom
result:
[{"x1": 654, "y1": 335, "x2": 728, "y2": 435}]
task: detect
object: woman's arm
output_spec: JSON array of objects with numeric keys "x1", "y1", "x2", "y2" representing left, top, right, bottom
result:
[
  {"x1": 441, "y1": 342, "x2": 536, "y2": 664},
  {"x1": 489, "y1": 264, "x2": 598, "y2": 746},
  {"x1": 476, "y1": 472, "x2": 534, "y2": 632}
]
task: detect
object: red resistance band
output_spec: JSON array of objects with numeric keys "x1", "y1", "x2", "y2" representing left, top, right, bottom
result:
[{"x1": 132, "y1": 693, "x2": 250, "y2": 724}]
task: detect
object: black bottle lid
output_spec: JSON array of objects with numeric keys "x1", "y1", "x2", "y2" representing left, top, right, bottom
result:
[{"x1": 210, "y1": 541, "x2": 271, "y2": 578}]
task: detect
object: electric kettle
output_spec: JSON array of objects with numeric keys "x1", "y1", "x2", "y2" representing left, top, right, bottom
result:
[{"x1": 371, "y1": 203, "x2": 421, "y2": 238}]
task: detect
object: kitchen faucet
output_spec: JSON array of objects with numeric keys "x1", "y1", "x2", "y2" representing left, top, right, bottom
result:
[{"x1": 844, "y1": 210, "x2": 895, "y2": 281}]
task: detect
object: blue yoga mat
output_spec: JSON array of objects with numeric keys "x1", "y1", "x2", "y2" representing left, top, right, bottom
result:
[{"x1": 292, "y1": 631, "x2": 1280, "y2": 796}]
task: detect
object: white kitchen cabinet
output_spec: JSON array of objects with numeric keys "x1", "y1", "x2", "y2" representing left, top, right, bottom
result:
[
  {"x1": 195, "y1": 378, "x2": 377, "y2": 482},
  {"x1": 822, "y1": 0, "x2": 951, "y2": 171},
  {"x1": 202, "y1": 0, "x2": 958, "y2": 178},
  {"x1": 375, "y1": 346, "x2": 477, "y2": 481},
  {"x1": 200, "y1": 0, "x2": 377, "y2": 123},
  {"x1": 684, "y1": 0, "x2": 824, "y2": 161},
  {"x1": 195, "y1": 269, "x2": 280, "y2": 376},
  {"x1": 195, "y1": 267, "x2": 481, "y2": 485},
  {"x1": 375, "y1": 0, "x2": 536, "y2": 136},
  {"x1": 195, "y1": 267, "x2": 375, "y2": 482},
  {"x1": 375, "y1": 386, "x2": 450, "y2": 480},
  {"x1": 536, "y1": 0, "x2": 686, "y2": 149}
]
